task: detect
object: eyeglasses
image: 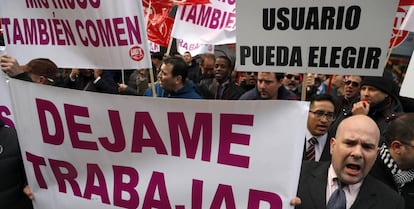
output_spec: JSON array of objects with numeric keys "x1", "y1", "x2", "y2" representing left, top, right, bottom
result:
[
  {"x1": 286, "y1": 74, "x2": 300, "y2": 80},
  {"x1": 345, "y1": 80, "x2": 360, "y2": 87},
  {"x1": 309, "y1": 110, "x2": 336, "y2": 121},
  {"x1": 400, "y1": 141, "x2": 414, "y2": 148}
]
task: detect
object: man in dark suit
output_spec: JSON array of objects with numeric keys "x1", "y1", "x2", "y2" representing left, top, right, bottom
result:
[
  {"x1": 303, "y1": 94, "x2": 336, "y2": 162},
  {"x1": 292, "y1": 115, "x2": 405, "y2": 209}
]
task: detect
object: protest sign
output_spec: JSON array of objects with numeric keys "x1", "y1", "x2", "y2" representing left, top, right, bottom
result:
[
  {"x1": 172, "y1": 0, "x2": 236, "y2": 45},
  {"x1": 9, "y1": 78, "x2": 309, "y2": 209},
  {"x1": 177, "y1": 39, "x2": 214, "y2": 56},
  {"x1": 0, "y1": 0, "x2": 151, "y2": 69},
  {"x1": 400, "y1": 50, "x2": 414, "y2": 98},
  {"x1": 237, "y1": 0, "x2": 399, "y2": 76},
  {"x1": 0, "y1": 72, "x2": 14, "y2": 127}
]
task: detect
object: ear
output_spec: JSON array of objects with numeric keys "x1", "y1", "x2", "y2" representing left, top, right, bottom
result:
[
  {"x1": 330, "y1": 137, "x2": 336, "y2": 155},
  {"x1": 175, "y1": 75, "x2": 183, "y2": 84},
  {"x1": 390, "y1": 140, "x2": 403, "y2": 154},
  {"x1": 38, "y1": 76, "x2": 48, "y2": 84}
]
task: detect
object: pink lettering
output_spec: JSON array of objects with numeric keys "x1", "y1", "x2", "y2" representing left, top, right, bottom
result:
[
  {"x1": 26, "y1": 152, "x2": 48, "y2": 189},
  {"x1": 168, "y1": 112, "x2": 212, "y2": 161},
  {"x1": 131, "y1": 112, "x2": 168, "y2": 154},
  {"x1": 210, "y1": 184, "x2": 236, "y2": 209},
  {"x1": 36, "y1": 98, "x2": 65, "y2": 145},
  {"x1": 218, "y1": 114, "x2": 253, "y2": 168},
  {"x1": 64, "y1": 103, "x2": 98, "y2": 150},
  {"x1": 84, "y1": 163, "x2": 110, "y2": 204},
  {"x1": 0, "y1": 106, "x2": 15, "y2": 128},
  {"x1": 113, "y1": 165, "x2": 139, "y2": 209},
  {"x1": 99, "y1": 110, "x2": 126, "y2": 152},
  {"x1": 142, "y1": 172, "x2": 172, "y2": 209},
  {"x1": 49, "y1": 159, "x2": 82, "y2": 197},
  {"x1": 248, "y1": 189, "x2": 283, "y2": 209}
]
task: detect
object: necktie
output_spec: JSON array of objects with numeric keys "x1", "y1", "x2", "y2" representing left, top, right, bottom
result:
[
  {"x1": 216, "y1": 84, "x2": 223, "y2": 99},
  {"x1": 327, "y1": 180, "x2": 346, "y2": 209},
  {"x1": 305, "y1": 137, "x2": 318, "y2": 161}
]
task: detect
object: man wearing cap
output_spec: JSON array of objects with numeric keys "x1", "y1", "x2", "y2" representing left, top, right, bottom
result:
[
  {"x1": 1, "y1": 55, "x2": 57, "y2": 85},
  {"x1": 351, "y1": 73, "x2": 404, "y2": 135}
]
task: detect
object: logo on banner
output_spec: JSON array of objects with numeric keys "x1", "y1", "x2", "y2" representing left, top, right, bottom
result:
[
  {"x1": 391, "y1": 6, "x2": 409, "y2": 48},
  {"x1": 129, "y1": 46, "x2": 145, "y2": 61}
]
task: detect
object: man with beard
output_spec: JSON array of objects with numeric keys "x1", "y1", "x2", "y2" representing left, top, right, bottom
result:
[
  {"x1": 239, "y1": 72, "x2": 297, "y2": 100},
  {"x1": 328, "y1": 75, "x2": 362, "y2": 137},
  {"x1": 351, "y1": 73, "x2": 403, "y2": 139},
  {"x1": 283, "y1": 73, "x2": 302, "y2": 98},
  {"x1": 239, "y1": 71, "x2": 258, "y2": 91},
  {"x1": 303, "y1": 94, "x2": 336, "y2": 162},
  {"x1": 370, "y1": 113, "x2": 414, "y2": 209}
]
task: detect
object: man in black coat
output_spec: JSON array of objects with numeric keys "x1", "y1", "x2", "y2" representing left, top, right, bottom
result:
[
  {"x1": 370, "y1": 113, "x2": 414, "y2": 209},
  {"x1": 293, "y1": 115, "x2": 404, "y2": 209},
  {"x1": 0, "y1": 119, "x2": 33, "y2": 209}
]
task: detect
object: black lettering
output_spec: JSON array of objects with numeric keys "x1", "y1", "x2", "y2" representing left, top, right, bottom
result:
[
  {"x1": 263, "y1": 8, "x2": 275, "y2": 30},
  {"x1": 365, "y1": 48, "x2": 381, "y2": 69},
  {"x1": 342, "y1": 47, "x2": 357, "y2": 68},
  {"x1": 266, "y1": 46, "x2": 275, "y2": 65},
  {"x1": 253, "y1": 46, "x2": 264, "y2": 66},
  {"x1": 330, "y1": 47, "x2": 341, "y2": 68},
  {"x1": 308, "y1": 47, "x2": 319, "y2": 67},
  {"x1": 356, "y1": 47, "x2": 366, "y2": 68},
  {"x1": 321, "y1": 7, "x2": 335, "y2": 30},
  {"x1": 344, "y1": 6, "x2": 361, "y2": 30},
  {"x1": 276, "y1": 46, "x2": 289, "y2": 66},
  {"x1": 319, "y1": 47, "x2": 328, "y2": 67},
  {"x1": 240, "y1": 46, "x2": 251, "y2": 65},
  {"x1": 291, "y1": 7, "x2": 305, "y2": 30},
  {"x1": 305, "y1": 7, "x2": 319, "y2": 30},
  {"x1": 290, "y1": 46, "x2": 303, "y2": 66},
  {"x1": 336, "y1": 7, "x2": 345, "y2": 29},
  {"x1": 277, "y1": 8, "x2": 289, "y2": 30}
]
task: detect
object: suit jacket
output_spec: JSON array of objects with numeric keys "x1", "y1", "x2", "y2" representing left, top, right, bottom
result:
[
  {"x1": 302, "y1": 134, "x2": 332, "y2": 162},
  {"x1": 296, "y1": 161, "x2": 405, "y2": 209}
]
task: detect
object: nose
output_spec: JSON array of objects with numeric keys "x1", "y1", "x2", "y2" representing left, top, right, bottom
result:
[{"x1": 350, "y1": 145, "x2": 363, "y2": 160}]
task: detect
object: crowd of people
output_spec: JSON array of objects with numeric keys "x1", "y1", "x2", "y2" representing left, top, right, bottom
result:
[{"x1": 1, "y1": 48, "x2": 414, "y2": 209}]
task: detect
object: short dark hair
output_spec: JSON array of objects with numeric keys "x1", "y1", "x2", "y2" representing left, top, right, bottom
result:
[
  {"x1": 151, "y1": 52, "x2": 164, "y2": 61},
  {"x1": 163, "y1": 57, "x2": 188, "y2": 82},
  {"x1": 309, "y1": 94, "x2": 336, "y2": 112},
  {"x1": 383, "y1": 113, "x2": 414, "y2": 146}
]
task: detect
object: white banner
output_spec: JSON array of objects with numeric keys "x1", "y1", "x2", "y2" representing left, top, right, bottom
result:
[
  {"x1": 0, "y1": 72, "x2": 14, "y2": 127},
  {"x1": 237, "y1": 0, "x2": 399, "y2": 76},
  {"x1": 9, "y1": 79, "x2": 309, "y2": 209},
  {"x1": 0, "y1": 1, "x2": 152, "y2": 70},
  {"x1": 172, "y1": 1, "x2": 236, "y2": 45},
  {"x1": 177, "y1": 39, "x2": 214, "y2": 56},
  {"x1": 400, "y1": 50, "x2": 414, "y2": 98}
]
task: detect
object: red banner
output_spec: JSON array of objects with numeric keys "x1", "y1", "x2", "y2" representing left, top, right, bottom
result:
[
  {"x1": 147, "y1": 16, "x2": 174, "y2": 47},
  {"x1": 400, "y1": 0, "x2": 414, "y2": 6},
  {"x1": 146, "y1": 0, "x2": 210, "y2": 6}
]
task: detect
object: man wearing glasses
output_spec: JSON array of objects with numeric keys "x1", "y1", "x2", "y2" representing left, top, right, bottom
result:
[
  {"x1": 334, "y1": 75, "x2": 362, "y2": 119},
  {"x1": 283, "y1": 73, "x2": 302, "y2": 98},
  {"x1": 304, "y1": 94, "x2": 336, "y2": 162},
  {"x1": 370, "y1": 113, "x2": 414, "y2": 209}
]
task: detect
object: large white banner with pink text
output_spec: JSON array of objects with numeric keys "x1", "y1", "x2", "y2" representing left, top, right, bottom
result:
[
  {"x1": 172, "y1": 0, "x2": 236, "y2": 44},
  {"x1": 0, "y1": 0, "x2": 152, "y2": 69},
  {"x1": 9, "y1": 78, "x2": 309, "y2": 209},
  {"x1": 0, "y1": 72, "x2": 15, "y2": 127}
]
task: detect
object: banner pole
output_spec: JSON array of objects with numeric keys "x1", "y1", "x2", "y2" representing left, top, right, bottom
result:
[{"x1": 301, "y1": 73, "x2": 308, "y2": 101}]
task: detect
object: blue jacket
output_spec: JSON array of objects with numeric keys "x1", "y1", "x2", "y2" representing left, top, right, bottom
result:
[{"x1": 144, "y1": 81, "x2": 202, "y2": 99}]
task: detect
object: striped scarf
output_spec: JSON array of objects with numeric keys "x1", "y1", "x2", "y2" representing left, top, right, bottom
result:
[{"x1": 379, "y1": 144, "x2": 414, "y2": 193}]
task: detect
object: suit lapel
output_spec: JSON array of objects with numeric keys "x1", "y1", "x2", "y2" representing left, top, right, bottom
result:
[
  {"x1": 350, "y1": 176, "x2": 377, "y2": 209},
  {"x1": 308, "y1": 163, "x2": 329, "y2": 209}
]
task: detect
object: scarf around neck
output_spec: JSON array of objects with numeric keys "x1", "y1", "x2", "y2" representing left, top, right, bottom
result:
[{"x1": 379, "y1": 144, "x2": 414, "y2": 192}]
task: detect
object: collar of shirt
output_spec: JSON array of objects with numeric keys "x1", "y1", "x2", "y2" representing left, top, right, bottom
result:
[{"x1": 327, "y1": 164, "x2": 363, "y2": 209}]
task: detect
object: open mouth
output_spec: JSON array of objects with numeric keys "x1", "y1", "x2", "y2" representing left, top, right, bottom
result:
[{"x1": 345, "y1": 163, "x2": 361, "y2": 175}]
